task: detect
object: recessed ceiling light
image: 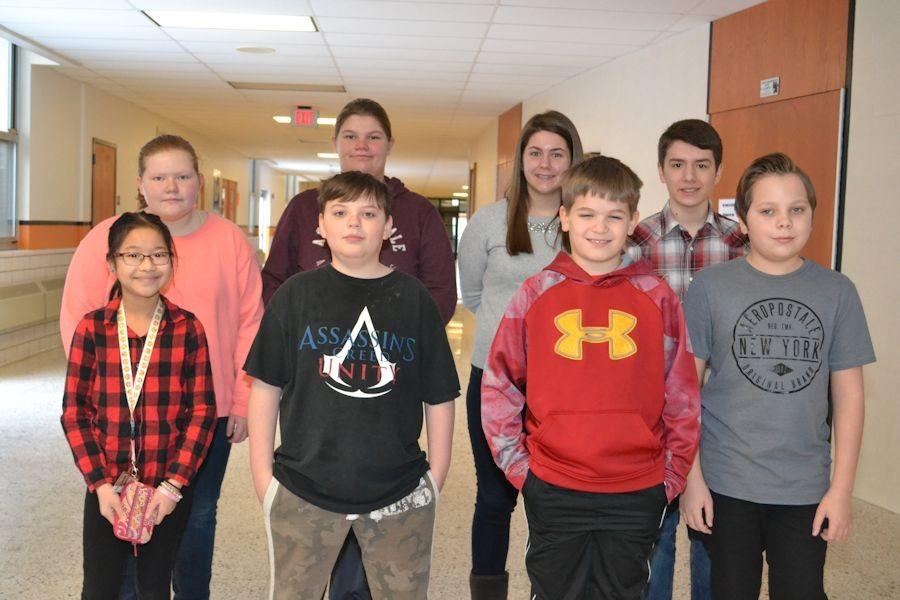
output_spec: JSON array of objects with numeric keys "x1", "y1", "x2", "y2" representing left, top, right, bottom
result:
[
  {"x1": 317, "y1": 117, "x2": 337, "y2": 126},
  {"x1": 229, "y1": 82, "x2": 346, "y2": 93},
  {"x1": 273, "y1": 115, "x2": 291, "y2": 124},
  {"x1": 144, "y1": 11, "x2": 317, "y2": 32},
  {"x1": 237, "y1": 47, "x2": 276, "y2": 54},
  {"x1": 453, "y1": 192, "x2": 469, "y2": 198},
  {"x1": 317, "y1": 153, "x2": 339, "y2": 159},
  {"x1": 462, "y1": 185, "x2": 469, "y2": 190}
]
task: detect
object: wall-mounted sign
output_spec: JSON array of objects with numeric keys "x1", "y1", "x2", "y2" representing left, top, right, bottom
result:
[
  {"x1": 719, "y1": 198, "x2": 737, "y2": 220},
  {"x1": 760, "y1": 76, "x2": 780, "y2": 98},
  {"x1": 292, "y1": 106, "x2": 319, "y2": 127}
]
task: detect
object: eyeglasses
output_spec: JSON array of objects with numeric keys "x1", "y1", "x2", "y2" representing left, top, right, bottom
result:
[{"x1": 115, "y1": 251, "x2": 172, "y2": 266}]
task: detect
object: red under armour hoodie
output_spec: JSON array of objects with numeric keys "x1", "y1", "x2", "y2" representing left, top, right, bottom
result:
[{"x1": 481, "y1": 252, "x2": 700, "y2": 501}]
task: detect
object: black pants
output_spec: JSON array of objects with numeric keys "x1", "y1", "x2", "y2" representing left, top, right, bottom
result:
[
  {"x1": 523, "y1": 472, "x2": 667, "y2": 600},
  {"x1": 466, "y1": 365, "x2": 520, "y2": 575},
  {"x1": 81, "y1": 486, "x2": 193, "y2": 600},
  {"x1": 328, "y1": 531, "x2": 371, "y2": 600},
  {"x1": 710, "y1": 491, "x2": 827, "y2": 600}
]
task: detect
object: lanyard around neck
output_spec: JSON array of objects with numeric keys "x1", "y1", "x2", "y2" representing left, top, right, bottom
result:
[{"x1": 117, "y1": 299, "x2": 165, "y2": 476}]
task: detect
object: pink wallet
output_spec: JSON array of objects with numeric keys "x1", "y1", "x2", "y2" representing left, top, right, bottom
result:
[{"x1": 114, "y1": 480, "x2": 157, "y2": 545}]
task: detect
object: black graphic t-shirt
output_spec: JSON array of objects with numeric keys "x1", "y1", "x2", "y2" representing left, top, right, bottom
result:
[
  {"x1": 684, "y1": 258, "x2": 875, "y2": 504},
  {"x1": 244, "y1": 265, "x2": 460, "y2": 513}
]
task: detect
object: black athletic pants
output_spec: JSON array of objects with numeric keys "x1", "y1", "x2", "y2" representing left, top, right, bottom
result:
[
  {"x1": 81, "y1": 486, "x2": 193, "y2": 600},
  {"x1": 710, "y1": 491, "x2": 827, "y2": 600},
  {"x1": 522, "y1": 471, "x2": 667, "y2": 600}
]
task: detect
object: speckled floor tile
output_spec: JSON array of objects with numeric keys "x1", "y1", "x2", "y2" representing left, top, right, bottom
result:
[{"x1": 2, "y1": 309, "x2": 898, "y2": 599}]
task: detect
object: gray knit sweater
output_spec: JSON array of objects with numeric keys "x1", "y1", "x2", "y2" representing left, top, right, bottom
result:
[{"x1": 458, "y1": 199, "x2": 561, "y2": 369}]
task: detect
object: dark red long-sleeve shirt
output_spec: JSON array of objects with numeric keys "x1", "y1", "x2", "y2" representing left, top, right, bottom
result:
[
  {"x1": 61, "y1": 296, "x2": 217, "y2": 491},
  {"x1": 261, "y1": 177, "x2": 457, "y2": 324}
]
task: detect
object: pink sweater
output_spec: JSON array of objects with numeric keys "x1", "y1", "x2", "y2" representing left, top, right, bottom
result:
[{"x1": 61, "y1": 213, "x2": 264, "y2": 418}]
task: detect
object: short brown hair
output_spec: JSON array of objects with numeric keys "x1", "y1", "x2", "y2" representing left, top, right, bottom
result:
[
  {"x1": 334, "y1": 98, "x2": 392, "y2": 140},
  {"x1": 137, "y1": 134, "x2": 200, "y2": 209},
  {"x1": 506, "y1": 110, "x2": 584, "y2": 256},
  {"x1": 658, "y1": 119, "x2": 723, "y2": 169},
  {"x1": 561, "y1": 155, "x2": 642, "y2": 214},
  {"x1": 735, "y1": 153, "x2": 816, "y2": 223},
  {"x1": 318, "y1": 171, "x2": 391, "y2": 217}
]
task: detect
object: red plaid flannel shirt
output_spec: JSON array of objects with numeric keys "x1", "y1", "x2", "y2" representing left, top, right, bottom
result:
[
  {"x1": 627, "y1": 204, "x2": 748, "y2": 301},
  {"x1": 61, "y1": 296, "x2": 217, "y2": 491}
]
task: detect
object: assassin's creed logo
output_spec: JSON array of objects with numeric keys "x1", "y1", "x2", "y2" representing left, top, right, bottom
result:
[{"x1": 320, "y1": 307, "x2": 397, "y2": 398}]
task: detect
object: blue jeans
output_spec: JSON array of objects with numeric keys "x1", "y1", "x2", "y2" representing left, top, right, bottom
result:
[
  {"x1": 466, "y1": 366, "x2": 519, "y2": 575},
  {"x1": 644, "y1": 506, "x2": 712, "y2": 600},
  {"x1": 119, "y1": 417, "x2": 232, "y2": 600}
]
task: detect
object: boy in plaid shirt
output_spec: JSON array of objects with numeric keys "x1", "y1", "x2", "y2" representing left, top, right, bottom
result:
[{"x1": 628, "y1": 119, "x2": 747, "y2": 600}]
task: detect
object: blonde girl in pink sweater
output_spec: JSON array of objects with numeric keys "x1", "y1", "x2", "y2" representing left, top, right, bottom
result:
[{"x1": 61, "y1": 134, "x2": 264, "y2": 598}]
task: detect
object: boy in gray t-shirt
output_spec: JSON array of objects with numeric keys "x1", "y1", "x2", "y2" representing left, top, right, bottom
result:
[{"x1": 682, "y1": 153, "x2": 875, "y2": 600}]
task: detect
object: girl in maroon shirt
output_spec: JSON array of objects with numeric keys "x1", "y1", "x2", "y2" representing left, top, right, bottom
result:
[{"x1": 61, "y1": 212, "x2": 216, "y2": 599}]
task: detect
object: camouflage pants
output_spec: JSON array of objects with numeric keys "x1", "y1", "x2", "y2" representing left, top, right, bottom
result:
[{"x1": 262, "y1": 473, "x2": 438, "y2": 600}]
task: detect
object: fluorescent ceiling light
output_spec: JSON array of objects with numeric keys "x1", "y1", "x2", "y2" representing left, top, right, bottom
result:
[
  {"x1": 317, "y1": 153, "x2": 339, "y2": 159},
  {"x1": 144, "y1": 11, "x2": 317, "y2": 32},
  {"x1": 272, "y1": 115, "x2": 291, "y2": 124},
  {"x1": 453, "y1": 192, "x2": 469, "y2": 198},
  {"x1": 317, "y1": 117, "x2": 337, "y2": 126},
  {"x1": 462, "y1": 185, "x2": 469, "y2": 190}
]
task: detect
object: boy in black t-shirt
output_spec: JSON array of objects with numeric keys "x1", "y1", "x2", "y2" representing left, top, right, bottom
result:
[{"x1": 245, "y1": 171, "x2": 459, "y2": 599}]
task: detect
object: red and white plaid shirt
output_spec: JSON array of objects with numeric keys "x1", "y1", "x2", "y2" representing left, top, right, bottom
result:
[
  {"x1": 61, "y1": 296, "x2": 217, "y2": 491},
  {"x1": 627, "y1": 203, "x2": 748, "y2": 301}
]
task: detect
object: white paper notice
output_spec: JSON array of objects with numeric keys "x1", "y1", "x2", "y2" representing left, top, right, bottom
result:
[{"x1": 718, "y1": 198, "x2": 737, "y2": 220}]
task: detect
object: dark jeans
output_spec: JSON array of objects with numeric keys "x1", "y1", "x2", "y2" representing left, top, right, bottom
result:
[
  {"x1": 466, "y1": 365, "x2": 519, "y2": 575},
  {"x1": 82, "y1": 485, "x2": 193, "y2": 600},
  {"x1": 710, "y1": 491, "x2": 827, "y2": 600},
  {"x1": 120, "y1": 417, "x2": 232, "y2": 600},
  {"x1": 644, "y1": 502, "x2": 712, "y2": 600},
  {"x1": 523, "y1": 472, "x2": 667, "y2": 600}
]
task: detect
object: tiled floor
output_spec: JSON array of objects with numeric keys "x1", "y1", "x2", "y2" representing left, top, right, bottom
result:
[{"x1": 1, "y1": 306, "x2": 898, "y2": 598}]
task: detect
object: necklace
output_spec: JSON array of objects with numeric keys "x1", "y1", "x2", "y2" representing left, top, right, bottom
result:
[{"x1": 527, "y1": 219, "x2": 556, "y2": 233}]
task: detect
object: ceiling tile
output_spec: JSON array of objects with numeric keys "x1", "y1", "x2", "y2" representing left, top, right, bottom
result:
[
  {"x1": 324, "y1": 32, "x2": 482, "y2": 51},
  {"x1": 493, "y1": 6, "x2": 681, "y2": 29},
  {"x1": 691, "y1": 0, "x2": 766, "y2": 16},
  {"x1": 139, "y1": 0, "x2": 313, "y2": 12},
  {"x1": 480, "y1": 38, "x2": 640, "y2": 56},
  {"x1": 476, "y1": 52, "x2": 600, "y2": 68},
  {"x1": 343, "y1": 75, "x2": 467, "y2": 89},
  {"x1": 310, "y1": 1, "x2": 494, "y2": 22},
  {"x1": 0, "y1": 0, "x2": 131, "y2": 7},
  {"x1": 178, "y1": 41, "x2": 331, "y2": 56},
  {"x1": 667, "y1": 14, "x2": 714, "y2": 32},
  {"x1": 209, "y1": 71, "x2": 344, "y2": 84},
  {"x1": 335, "y1": 57, "x2": 473, "y2": 73},
  {"x1": 487, "y1": 23, "x2": 660, "y2": 45},
  {"x1": 331, "y1": 46, "x2": 477, "y2": 62},
  {"x1": 162, "y1": 28, "x2": 324, "y2": 44},
  {"x1": 192, "y1": 53, "x2": 336, "y2": 66},
  {"x1": 1, "y1": 23, "x2": 170, "y2": 40},
  {"x1": 339, "y1": 68, "x2": 469, "y2": 82},
  {"x1": 0, "y1": 7, "x2": 151, "y2": 26},
  {"x1": 62, "y1": 50, "x2": 200, "y2": 62},
  {"x1": 32, "y1": 37, "x2": 183, "y2": 51},
  {"x1": 471, "y1": 62, "x2": 583, "y2": 77},
  {"x1": 499, "y1": 0, "x2": 698, "y2": 12},
  {"x1": 467, "y1": 72, "x2": 564, "y2": 86},
  {"x1": 315, "y1": 17, "x2": 488, "y2": 37}
]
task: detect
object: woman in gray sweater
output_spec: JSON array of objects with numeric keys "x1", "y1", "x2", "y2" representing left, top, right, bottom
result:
[{"x1": 458, "y1": 111, "x2": 583, "y2": 599}]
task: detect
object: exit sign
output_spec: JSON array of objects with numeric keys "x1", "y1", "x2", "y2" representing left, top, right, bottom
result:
[{"x1": 292, "y1": 106, "x2": 319, "y2": 127}]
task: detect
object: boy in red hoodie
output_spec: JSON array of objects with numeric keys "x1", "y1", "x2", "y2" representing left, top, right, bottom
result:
[{"x1": 482, "y1": 155, "x2": 701, "y2": 599}]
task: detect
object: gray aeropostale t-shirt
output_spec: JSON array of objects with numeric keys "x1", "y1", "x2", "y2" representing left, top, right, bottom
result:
[{"x1": 684, "y1": 257, "x2": 875, "y2": 505}]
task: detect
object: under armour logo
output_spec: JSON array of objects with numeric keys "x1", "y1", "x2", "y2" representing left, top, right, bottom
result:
[{"x1": 554, "y1": 309, "x2": 637, "y2": 360}]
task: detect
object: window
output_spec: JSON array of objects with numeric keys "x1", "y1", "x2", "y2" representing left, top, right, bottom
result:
[{"x1": 0, "y1": 38, "x2": 16, "y2": 245}]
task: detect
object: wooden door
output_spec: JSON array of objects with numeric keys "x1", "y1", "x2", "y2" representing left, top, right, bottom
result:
[
  {"x1": 708, "y1": 0, "x2": 851, "y2": 268},
  {"x1": 222, "y1": 178, "x2": 238, "y2": 222},
  {"x1": 91, "y1": 140, "x2": 116, "y2": 226}
]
